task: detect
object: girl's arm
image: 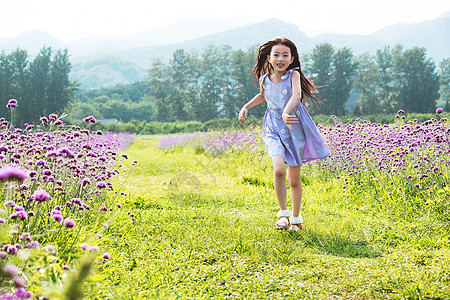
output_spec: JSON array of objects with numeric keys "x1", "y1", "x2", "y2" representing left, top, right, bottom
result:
[
  {"x1": 238, "y1": 77, "x2": 266, "y2": 124},
  {"x1": 282, "y1": 70, "x2": 302, "y2": 130}
]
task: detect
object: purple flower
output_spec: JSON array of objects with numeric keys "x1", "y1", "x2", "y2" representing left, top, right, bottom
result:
[
  {"x1": 88, "y1": 246, "x2": 99, "y2": 253},
  {"x1": 9, "y1": 211, "x2": 27, "y2": 220},
  {"x1": 52, "y1": 214, "x2": 63, "y2": 222},
  {"x1": 25, "y1": 241, "x2": 39, "y2": 249},
  {"x1": 49, "y1": 113, "x2": 58, "y2": 121},
  {"x1": 13, "y1": 277, "x2": 26, "y2": 288},
  {"x1": 4, "y1": 264, "x2": 18, "y2": 276},
  {"x1": 83, "y1": 115, "x2": 96, "y2": 123},
  {"x1": 31, "y1": 189, "x2": 51, "y2": 203},
  {"x1": 81, "y1": 178, "x2": 91, "y2": 186},
  {"x1": 121, "y1": 153, "x2": 128, "y2": 159},
  {"x1": 436, "y1": 108, "x2": 443, "y2": 114},
  {"x1": 42, "y1": 169, "x2": 53, "y2": 176},
  {"x1": 14, "y1": 288, "x2": 32, "y2": 298},
  {"x1": 45, "y1": 150, "x2": 58, "y2": 157},
  {"x1": 0, "y1": 165, "x2": 28, "y2": 183},
  {"x1": 71, "y1": 198, "x2": 82, "y2": 205},
  {"x1": 397, "y1": 109, "x2": 405, "y2": 114},
  {"x1": 63, "y1": 218, "x2": 75, "y2": 228},
  {"x1": 58, "y1": 147, "x2": 75, "y2": 158},
  {"x1": 102, "y1": 252, "x2": 111, "y2": 259},
  {"x1": 43, "y1": 245, "x2": 56, "y2": 255},
  {"x1": 6, "y1": 99, "x2": 17, "y2": 109},
  {"x1": 97, "y1": 182, "x2": 107, "y2": 189},
  {"x1": 4, "y1": 245, "x2": 18, "y2": 254}
]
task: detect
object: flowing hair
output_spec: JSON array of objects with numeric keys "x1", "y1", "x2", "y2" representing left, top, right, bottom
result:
[{"x1": 251, "y1": 37, "x2": 322, "y2": 109}]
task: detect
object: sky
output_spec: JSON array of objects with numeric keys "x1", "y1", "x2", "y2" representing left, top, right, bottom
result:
[{"x1": 1, "y1": 0, "x2": 449, "y2": 42}]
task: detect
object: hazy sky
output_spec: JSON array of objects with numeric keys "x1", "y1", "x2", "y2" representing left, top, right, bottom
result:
[{"x1": 1, "y1": 0, "x2": 449, "y2": 42}]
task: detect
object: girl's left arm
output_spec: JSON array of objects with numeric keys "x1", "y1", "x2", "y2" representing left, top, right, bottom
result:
[{"x1": 282, "y1": 70, "x2": 302, "y2": 131}]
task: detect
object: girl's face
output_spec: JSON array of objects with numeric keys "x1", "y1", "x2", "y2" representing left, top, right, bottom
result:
[{"x1": 267, "y1": 44, "x2": 294, "y2": 73}]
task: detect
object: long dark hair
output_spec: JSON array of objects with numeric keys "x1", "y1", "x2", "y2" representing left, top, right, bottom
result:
[{"x1": 252, "y1": 37, "x2": 322, "y2": 109}]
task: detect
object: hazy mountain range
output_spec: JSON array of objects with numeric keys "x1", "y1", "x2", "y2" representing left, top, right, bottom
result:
[{"x1": 1, "y1": 13, "x2": 449, "y2": 90}]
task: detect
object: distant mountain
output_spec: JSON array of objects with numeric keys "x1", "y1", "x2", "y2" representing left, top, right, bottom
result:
[
  {"x1": 69, "y1": 15, "x2": 251, "y2": 57},
  {"x1": 310, "y1": 16, "x2": 450, "y2": 63},
  {"x1": 1, "y1": 14, "x2": 449, "y2": 90},
  {"x1": 70, "y1": 57, "x2": 147, "y2": 90},
  {"x1": 88, "y1": 18, "x2": 312, "y2": 69},
  {"x1": 0, "y1": 30, "x2": 66, "y2": 55}
]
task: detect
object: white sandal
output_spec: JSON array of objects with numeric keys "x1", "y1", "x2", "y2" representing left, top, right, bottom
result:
[
  {"x1": 275, "y1": 216, "x2": 290, "y2": 230},
  {"x1": 288, "y1": 215, "x2": 303, "y2": 233}
]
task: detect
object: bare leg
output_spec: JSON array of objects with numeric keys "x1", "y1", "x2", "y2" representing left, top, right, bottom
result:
[
  {"x1": 288, "y1": 165, "x2": 302, "y2": 217},
  {"x1": 271, "y1": 155, "x2": 287, "y2": 211}
]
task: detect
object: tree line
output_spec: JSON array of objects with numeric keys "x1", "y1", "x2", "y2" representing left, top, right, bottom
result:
[
  {"x1": 73, "y1": 43, "x2": 448, "y2": 124},
  {"x1": 145, "y1": 43, "x2": 446, "y2": 120},
  {"x1": 1, "y1": 43, "x2": 448, "y2": 126},
  {"x1": 0, "y1": 47, "x2": 77, "y2": 126}
]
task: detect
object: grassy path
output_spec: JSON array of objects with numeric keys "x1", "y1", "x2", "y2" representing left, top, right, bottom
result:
[{"x1": 100, "y1": 136, "x2": 449, "y2": 299}]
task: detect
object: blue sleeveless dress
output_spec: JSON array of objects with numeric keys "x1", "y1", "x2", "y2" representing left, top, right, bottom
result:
[{"x1": 262, "y1": 68, "x2": 331, "y2": 166}]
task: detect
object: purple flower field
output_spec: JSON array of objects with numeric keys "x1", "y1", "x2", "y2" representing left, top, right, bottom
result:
[
  {"x1": 0, "y1": 105, "x2": 136, "y2": 297},
  {"x1": 158, "y1": 111, "x2": 449, "y2": 220},
  {"x1": 158, "y1": 127, "x2": 265, "y2": 157}
]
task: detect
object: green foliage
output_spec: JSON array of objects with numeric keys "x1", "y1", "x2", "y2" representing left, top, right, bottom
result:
[
  {"x1": 438, "y1": 58, "x2": 449, "y2": 106},
  {"x1": 69, "y1": 43, "x2": 444, "y2": 125},
  {"x1": 0, "y1": 47, "x2": 77, "y2": 126}
]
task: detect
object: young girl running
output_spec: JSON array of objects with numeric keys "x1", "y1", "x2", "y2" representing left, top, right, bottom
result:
[{"x1": 238, "y1": 37, "x2": 331, "y2": 232}]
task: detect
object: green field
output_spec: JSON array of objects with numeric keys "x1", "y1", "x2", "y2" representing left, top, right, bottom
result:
[{"x1": 94, "y1": 135, "x2": 449, "y2": 299}]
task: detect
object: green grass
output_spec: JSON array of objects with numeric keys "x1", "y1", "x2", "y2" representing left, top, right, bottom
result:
[{"x1": 93, "y1": 136, "x2": 450, "y2": 299}]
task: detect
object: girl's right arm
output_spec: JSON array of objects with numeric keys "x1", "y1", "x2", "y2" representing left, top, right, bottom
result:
[{"x1": 238, "y1": 77, "x2": 266, "y2": 124}]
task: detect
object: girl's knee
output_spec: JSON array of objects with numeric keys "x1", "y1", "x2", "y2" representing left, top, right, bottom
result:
[
  {"x1": 273, "y1": 167, "x2": 286, "y2": 179},
  {"x1": 288, "y1": 174, "x2": 302, "y2": 188}
]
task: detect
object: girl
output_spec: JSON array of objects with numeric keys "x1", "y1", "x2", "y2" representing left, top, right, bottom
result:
[{"x1": 238, "y1": 37, "x2": 330, "y2": 232}]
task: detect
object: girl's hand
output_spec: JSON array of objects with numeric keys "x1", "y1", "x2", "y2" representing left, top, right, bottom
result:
[
  {"x1": 238, "y1": 108, "x2": 248, "y2": 123},
  {"x1": 282, "y1": 112, "x2": 298, "y2": 131}
]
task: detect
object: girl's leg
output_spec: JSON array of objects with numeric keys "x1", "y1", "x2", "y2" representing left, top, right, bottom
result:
[
  {"x1": 271, "y1": 155, "x2": 287, "y2": 210},
  {"x1": 287, "y1": 165, "x2": 302, "y2": 217}
]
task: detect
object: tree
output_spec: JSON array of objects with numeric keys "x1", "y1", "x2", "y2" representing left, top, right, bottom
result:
[
  {"x1": 197, "y1": 45, "x2": 223, "y2": 122},
  {"x1": 146, "y1": 59, "x2": 171, "y2": 122},
  {"x1": 310, "y1": 43, "x2": 335, "y2": 115},
  {"x1": 374, "y1": 46, "x2": 398, "y2": 113},
  {"x1": 46, "y1": 49, "x2": 78, "y2": 116},
  {"x1": 353, "y1": 53, "x2": 380, "y2": 114},
  {"x1": 0, "y1": 49, "x2": 29, "y2": 125},
  {"x1": 25, "y1": 47, "x2": 52, "y2": 123},
  {"x1": 439, "y1": 58, "x2": 449, "y2": 108},
  {"x1": 394, "y1": 47, "x2": 440, "y2": 113},
  {"x1": 232, "y1": 47, "x2": 261, "y2": 119},
  {"x1": 217, "y1": 45, "x2": 235, "y2": 119},
  {"x1": 167, "y1": 49, "x2": 188, "y2": 121},
  {"x1": 330, "y1": 47, "x2": 355, "y2": 115}
]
